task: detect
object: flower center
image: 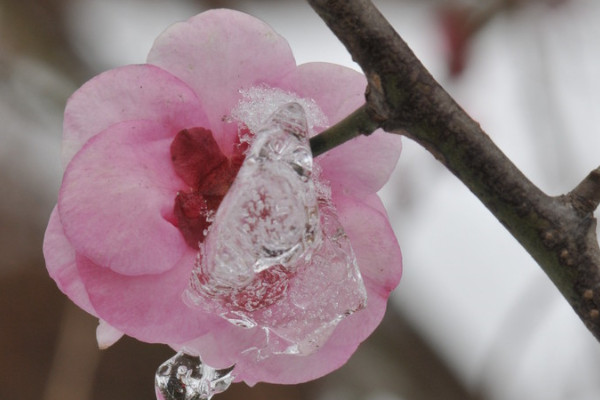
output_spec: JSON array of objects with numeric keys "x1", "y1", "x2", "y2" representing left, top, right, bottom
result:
[{"x1": 170, "y1": 127, "x2": 244, "y2": 249}]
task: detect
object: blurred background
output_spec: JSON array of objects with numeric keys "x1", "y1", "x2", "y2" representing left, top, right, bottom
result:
[{"x1": 1, "y1": 0, "x2": 600, "y2": 399}]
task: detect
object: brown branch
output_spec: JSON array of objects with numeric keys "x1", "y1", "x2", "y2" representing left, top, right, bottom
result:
[{"x1": 307, "y1": 0, "x2": 600, "y2": 341}]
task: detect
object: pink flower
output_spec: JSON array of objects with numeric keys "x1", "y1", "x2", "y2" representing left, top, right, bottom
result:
[
  {"x1": 437, "y1": 5, "x2": 472, "y2": 77},
  {"x1": 43, "y1": 9, "x2": 402, "y2": 385}
]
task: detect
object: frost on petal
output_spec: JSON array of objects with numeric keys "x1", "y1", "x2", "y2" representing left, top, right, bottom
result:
[
  {"x1": 231, "y1": 86, "x2": 327, "y2": 137},
  {"x1": 147, "y1": 9, "x2": 297, "y2": 156},
  {"x1": 186, "y1": 103, "x2": 366, "y2": 359}
]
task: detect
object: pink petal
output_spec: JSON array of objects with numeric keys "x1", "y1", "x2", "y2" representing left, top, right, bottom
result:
[
  {"x1": 43, "y1": 207, "x2": 96, "y2": 315},
  {"x1": 78, "y1": 250, "x2": 220, "y2": 344},
  {"x1": 181, "y1": 194, "x2": 402, "y2": 385},
  {"x1": 289, "y1": 62, "x2": 402, "y2": 197},
  {"x1": 62, "y1": 64, "x2": 208, "y2": 167},
  {"x1": 288, "y1": 63, "x2": 367, "y2": 124},
  {"x1": 96, "y1": 319, "x2": 124, "y2": 349},
  {"x1": 336, "y1": 194, "x2": 402, "y2": 295},
  {"x1": 58, "y1": 119, "x2": 187, "y2": 276},
  {"x1": 147, "y1": 9, "x2": 297, "y2": 157}
]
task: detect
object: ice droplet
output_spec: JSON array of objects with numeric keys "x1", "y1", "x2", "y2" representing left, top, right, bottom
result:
[
  {"x1": 186, "y1": 100, "x2": 367, "y2": 359},
  {"x1": 155, "y1": 351, "x2": 234, "y2": 400}
]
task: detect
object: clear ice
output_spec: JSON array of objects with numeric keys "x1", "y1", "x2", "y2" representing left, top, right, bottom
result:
[
  {"x1": 155, "y1": 351, "x2": 234, "y2": 400},
  {"x1": 186, "y1": 100, "x2": 367, "y2": 358},
  {"x1": 195, "y1": 102, "x2": 320, "y2": 295}
]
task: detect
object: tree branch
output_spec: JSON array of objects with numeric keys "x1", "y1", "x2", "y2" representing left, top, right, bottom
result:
[{"x1": 307, "y1": 0, "x2": 600, "y2": 341}]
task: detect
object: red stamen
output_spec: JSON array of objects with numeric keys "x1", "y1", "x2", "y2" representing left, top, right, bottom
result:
[{"x1": 170, "y1": 127, "x2": 247, "y2": 248}]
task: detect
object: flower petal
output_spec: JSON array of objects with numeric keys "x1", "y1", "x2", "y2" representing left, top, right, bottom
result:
[
  {"x1": 62, "y1": 64, "x2": 208, "y2": 167},
  {"x1": 78, "y1": 250, "x2": 220, "y2": 344},
  {"x1": 336, "y1": 194, "x2": 402, "y2": 295},
  {"x1": 290, "y1": 62, "x2": 402, "y2": 197},
  {"x1": 96, "y1": 319, "x2": 124, "y2": 349},
  {"x1": 147, "y1": 9, "x2": 297, "y2": 156},
  {"x1": 43, "y1": 207, "x2": 96, "y2": 315},
  {"x1": 58, "y1": 120, "x2": 187, "y2": 276},
  {"x1": 289, "y1": 63, "x2": 367, "y2": 124}
]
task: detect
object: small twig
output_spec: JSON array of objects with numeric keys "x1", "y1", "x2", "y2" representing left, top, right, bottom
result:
[
  {"x1": 569, "y1": 167, "x2": 600, "y2": 214},
  {"x1": 307, "y1": 0, "x2": 600, "y2": 341},
  {"x1": 310, "y1": 104, "x2": 379, "y2": 157}
]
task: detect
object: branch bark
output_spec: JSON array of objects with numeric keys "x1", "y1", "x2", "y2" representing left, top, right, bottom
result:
[{"x1": 307, "y1": 0, "x2": 600, "y2": 341}]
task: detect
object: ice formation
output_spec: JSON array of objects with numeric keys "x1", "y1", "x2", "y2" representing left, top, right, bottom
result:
[
  {"x1": 155, "y1": 351, "x2": 234, "y2": 400},
  {"x1": 186, "y1": 98, "x2": 367, "y2": 358}
]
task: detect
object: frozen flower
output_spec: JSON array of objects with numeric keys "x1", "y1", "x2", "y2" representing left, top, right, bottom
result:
[{"x1": 43, "y1": 9, "x2": 402, "y2": 385}]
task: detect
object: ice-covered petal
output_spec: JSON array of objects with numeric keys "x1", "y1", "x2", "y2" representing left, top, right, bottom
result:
[
  {"x1": 78, "y1": 250, "x2": 220, "y2": 344},
  {"x1": 43, "y1": 207, "x2": 96, "y2": 315},
  {"x1": 232, "y1": 290, "x2": 389, "y2": 386},
  {"x1": 58, "y1": 119, "x2": 187, "y2": 276},
  {"x1": 180, "y1": 193, "x2": 401, "y2": 385},
  {"x1": 147, "y1": 9, "x2": 297, "y2": 157},
  {"x1": 287, "y1": 62, "x2": 402, "y2": 197},
  {"x1": 62, "y1": 64, "x2": 208, "y2": 167},
  {"x1": 234, "y1": 195, "x2": 400, "y2": 385},
  {"x1": 242, "y1": 201, "x2": 367, "y2": 358},
  {"x1": 186, "y1": 103, "x2": 367, "y2": 361}
]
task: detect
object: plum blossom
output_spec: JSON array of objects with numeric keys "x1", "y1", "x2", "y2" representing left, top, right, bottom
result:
[{"x1": 43, "y1": 9, "x2": 402, "y2": 386}]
